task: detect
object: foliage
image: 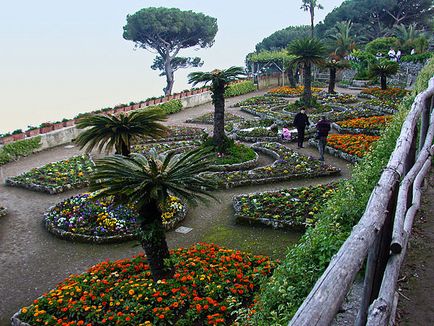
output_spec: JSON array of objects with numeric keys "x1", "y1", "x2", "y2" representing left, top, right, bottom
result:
[
  {"x1": 337, "y1": 115, "x2": 393, "y2": 130},
  {"x1": 45, "y1": 193, "x2": 185, "y2": 236},
  {"x1": 235, "y1": 183, "x2": 337, "y2": 229},
  {"x1": 7, "y1": 155, "x2": 94, "y2": 192},
  {"x1": 401, "y1": 52, "x2": 433, "y2": 63},
  {"x1": 18, "y1": 243, "x2": 276, "y2": 326},
  {"x1": 224, "y1": 80, "x2": 256, "y2": 98},
  {"x1": 365, "y1": 37, "x2": 400, "y2": 55},
  {"x1": 75, "y1": 109, "x2": 167, "y2": 156},
  {"x1": 0, "y1": 136, "x2": 41, "y2": 165},
  {"x1": 326, "y1": 134, "x2": 380, "y2": 157},
  {"x1": 326, "y1": 21, "x2": 356, "y2": 58},
  {"x1": 208, "y1": 142, "x2": 257, "y2": 166},
  {"x1": 151, "y1": 56, "x2": 203, "y2": 76},
  {"x1": 187, "y1": 112, "x2": 245, "y2": 125},
  {"x1": 153, "y1": 100, "x2": 183, "y2": 115},
  {"x1": 255, "y1": 25, "x2": 310, "y2": 52},
  {"x1": 247, "y1": 50, "x2": 295, "y2": 63},
  {"x1": 368, "y1": 59, "x2": 399, "y2": 89},
  {"x1": 349, "y1": 49, "x2": 376, "y2": 80},
  {"x1": 123, "y1": 7, "x2": 218, "y2": 95},
  {"x1": 249, "y1": 59, "x2": 434, "y2": 324},
  {"x1": 287, "y1": 38, "x2": 326, "y2": 66}
]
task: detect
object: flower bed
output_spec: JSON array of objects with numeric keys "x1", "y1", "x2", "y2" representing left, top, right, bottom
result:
[
  {"x1": 317, "y1": 92, "x2": 358, "y2": 104},
  {"x1": 44, "y1": 194, "x2": 187, "y2": 243},
  {"x1": 5, "y1": 155, "x2": 95, "y2": 194},
  {"x1": 234, "y1": 183, "x2": 337, "y2": 230},
  {"x1": 186, "y1": 112, "x2": 245, "y2": 125},
  {"x1": 360, "y1": 87, "x2": 408, "y2": 101},
  {"x1": 204, "y1": 142, "x2": 340, "y2": 188},
  {"x1": 234, "y1": 95, "x2": 289, "y2": 107},
  {"x1": 14, "y1": 243, "x2": 276, "y2": 326},
  {"x1": 283, "y1": 103, "x2": 335, "y2": 116},
  {"x1": 267, "y1": 86, "x2": 322, "y2": 97},
  {"x1": 132, "y1": 140, "x2": 202, "y2": 156},
  {"x1": 363, "y1": 98, "x2": 398, "y2": 114},
  {"x1": 0, "y1": 206, "x2": 7, "y2": 217},
  {"x1": 140, "y1": 126, "x2": 206, "y2": 143},
  {"x1": 333, "y1": 115, "x2": 392, "y2": 135},
  {"x1": 309, "y1": 134, "x2": 380, "y2": 163}
]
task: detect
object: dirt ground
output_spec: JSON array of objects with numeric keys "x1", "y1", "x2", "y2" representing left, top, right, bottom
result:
[
  {"x1": 397, "y1": 169, "x2": 434, "y2": 326},
  {"x1": 0, "y1": 89, "x2": 355, "y2": 325}
]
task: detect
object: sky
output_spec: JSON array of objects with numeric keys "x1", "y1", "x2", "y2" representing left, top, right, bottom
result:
[{"x1": 0, "y1": 0, "x2": 344, "y2": 133}]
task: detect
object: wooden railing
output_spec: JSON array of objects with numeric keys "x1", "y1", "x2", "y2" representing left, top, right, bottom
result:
[{"x1": 289, "y1": 77, "x2": 434, "y2": 326}]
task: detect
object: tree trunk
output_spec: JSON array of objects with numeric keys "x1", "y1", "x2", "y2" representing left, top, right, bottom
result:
[
  {"x1": 212, "y1": 85, "x2": 226, "y2": 150},
  {"x1": 288, "y1": 63, "x2": 297, "y2": 88},
  {"x1": 139, "y1": 202, "x2": 174, "y2": 281},
  {"x1": 381, "y1": 74, "x2": 387, "y2": 90},
  {"x1": 302, "y1": 63, "x2": 313, "y2": 106},
  {"x1": 164, "y1": 55, "x2": 174, "y2": 96},
  {"x1": 310, "y1": 8, "x2": 315, "y2": 38},
  {"x1": 328, "y1": 67, "x2": 336, "y2": 94}
]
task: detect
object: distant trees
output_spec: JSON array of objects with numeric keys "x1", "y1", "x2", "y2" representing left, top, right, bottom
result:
[
  {"x1": 255, "y1": 26, "x2": 310, "y2": 52},
  {"x1": 123, "y1": 7, "x2": 218, "y2": 95}
]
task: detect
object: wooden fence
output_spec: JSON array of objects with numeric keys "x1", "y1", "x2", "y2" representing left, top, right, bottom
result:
[{"x1": 288, "y1": 76, "x2": 434, "y2": 326}]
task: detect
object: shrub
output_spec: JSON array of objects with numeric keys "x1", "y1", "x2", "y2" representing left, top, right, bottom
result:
[
  {"x1": 0, "y1": 136, "x2": 42, "y2": 165},
  {"x1": 153, "y1": 99, "x2": 183, "y2": 114},
  {"x1": 365, "y1": 37, "x2": 399, "y2": 55},
  {"x1": 224, "y1": 80, "x2": 256, "y2": 97},
  {"x1": 401, "y1": 52, "x2": 433, "y2": 63}
]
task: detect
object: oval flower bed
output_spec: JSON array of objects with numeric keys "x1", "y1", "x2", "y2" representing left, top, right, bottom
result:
[
  {"x1": 334, "y1": 115, "x2": 393, "y2": 135},
  {"x1": 234, "y1": 183, "x2": 337, "y2": 230},
  {"x1": 14, "y1": 243, "x2": 276, "y2": 326},
  {"x1": 234, "y1": 95, "x2": 289, "y2": 107},
  {"x1": 185, "y1": 112, "x2": 245, "y2": 124},
  {"x1": 45, "y1": 193, "x2": 187, "y2": 243},
  {"x1": 359, "y1": 87, "x2": 408, "y2": 101},
  {"x1": 5, "y1": 155, "x2": 94, "y2": 194},
  {"x1": 317, "y1": 92, "x2": 357, "y2": 104},
  {"x1": 267, "y1": 86, "x2": 322, "y2": 97},
  {"x1": 140, "y1": 126, "x2": 206, "y2": 143}
]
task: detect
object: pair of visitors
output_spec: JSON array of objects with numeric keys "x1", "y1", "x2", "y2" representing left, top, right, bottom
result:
[
  {"x1": 316, "y1": 116, "x2": 331, "y2": 163},
  {"x1": 293, "y1": 109, "x2": 310, "y2": 148},
  {"x1": 388, "y1": 48, "x2": 396, "y2": 61}
]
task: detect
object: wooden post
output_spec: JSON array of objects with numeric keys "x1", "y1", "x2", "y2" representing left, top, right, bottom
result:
[{"x1": 419, "y1": 95, "x2": 433, "y2": 152}]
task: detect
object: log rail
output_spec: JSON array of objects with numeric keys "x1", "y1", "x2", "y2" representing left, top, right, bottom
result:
[{"x1": 289, "y1": 77, "x2": 434, "y2": 326}]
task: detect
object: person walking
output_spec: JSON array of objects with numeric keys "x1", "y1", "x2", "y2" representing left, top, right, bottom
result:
[
  {"x1": 316, "y1": 115, "x2": 331, "y2": 162},
  {"x1": 293, "y1": 108, "x2": 310, "y2": 148}
]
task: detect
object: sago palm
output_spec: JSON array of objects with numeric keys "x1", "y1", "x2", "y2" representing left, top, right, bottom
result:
[
  {"x1": 323, "y1": 58, "x2": 350, "y2": 93},
  {"x1": 188, "y1": 66, "x2": 245, "y2": 150},
  {"x1": 90, "y1": 148, "x2": 216, "y2": 281},
  {"x1": 75, "y1": 109, "x2": 168, "y2": 156},
  {"x1": 369, "y1": 59, "x2": 399, "y2": 90},
  {"x1": 288, "y1": 38, "x2": 326, "y2": 105}
]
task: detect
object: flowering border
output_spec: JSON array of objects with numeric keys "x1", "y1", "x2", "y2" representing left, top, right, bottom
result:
[
  {"x1": 43, "y1": 203, "x2": 188, "y2": 244},
  {"x1": 308, "y1": 139, "x2": 361, "y2": 164},
  {"x1": 332, "y1": 122, "x2": 381, "y2": 136}
]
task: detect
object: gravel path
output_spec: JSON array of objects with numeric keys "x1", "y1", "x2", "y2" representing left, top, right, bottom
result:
[{"x1": 0, "y1": 89, "x2": 353, "y2": 325}]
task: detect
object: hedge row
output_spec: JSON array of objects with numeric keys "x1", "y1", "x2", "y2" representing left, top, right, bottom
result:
[
  {"x1": 0, "y1": 136, "x2": 42, "y2": 165},
  {"x1": 224, "y1": 80, "x2": 256, "y2": 98},
  {"x1": 250, "y1": 59, "x2": 434, "y2": 325},
  {"x1": 150, "y1": 99, "x2": 183, "y2": 115}
]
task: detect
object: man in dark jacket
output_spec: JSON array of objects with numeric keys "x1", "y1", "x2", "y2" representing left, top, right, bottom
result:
[
  {"x1": 293, "y1": 109, "x2": 310, "y2": 148},
  {"x1": 316, "y1": 115, "x2": 331, "y2": 162}
]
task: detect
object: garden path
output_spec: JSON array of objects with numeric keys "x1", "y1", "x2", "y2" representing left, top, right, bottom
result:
[{"x1": 0, "y1": 88, "x2": 353, "y2": 325}]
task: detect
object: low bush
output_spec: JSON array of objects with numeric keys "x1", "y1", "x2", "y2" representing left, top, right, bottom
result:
[
  {"x1": 0, "y1": 136, "x2": 42, "y2": 165},
  {"x1": 150, "y1": 99, "x2": 183, "y2": 115},
  {"x1": 401, "y1": 52, "x2": 433, "y2": 63},
  {"x1": 224, "y1": 80, "x2": 256, "y2": 98}
]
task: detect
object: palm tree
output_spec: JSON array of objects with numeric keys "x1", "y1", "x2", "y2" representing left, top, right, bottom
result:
[
  {"x1": 301, "y1": 0, "x2": 323, "y2": 37},
  {"x1": 323, "y1": 58, "x2": 350, "y2": 93},
  {"x1": 188, "y1": 67, "x2": 245, "y2": 150},
  {"x1": 75, "y1": 109, "x2": 168, "y2": 156},
  {"x1": 369, "y1": 59, "x2": 399, "y2": 90},
  {"x1": 90, "y1": 148, "x2": 216, "y2": 281},
  {"x1": 328, "y1": 21, "x2": 356, "y2": 59},
  {"x1": 394, "y1": 23, "x2": 420, "y2": 48},
  {"x1": 288, "y1": 38, "x2": 326, "y2": 105}
]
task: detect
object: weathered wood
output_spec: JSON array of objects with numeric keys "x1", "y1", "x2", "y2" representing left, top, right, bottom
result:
[
  {"x1": 391, "y1": 110, "x2": 434, "y2": 253},
  {"x1": 388, "y1": 292, "x2": 399, "y2": 326},
  {"x1": 288, "y1": 78, "x2": 434, "y2": 326},
  {"x1": 419, "y1": 96, "x2": 433, "y2": 152},
  {"x1": 366, "y1": 154, "x2": 432, "y2": 326}
]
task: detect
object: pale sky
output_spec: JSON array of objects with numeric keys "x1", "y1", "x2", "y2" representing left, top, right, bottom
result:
[{"x1": 0, "y1": 0, "x2": 344, "y2": 133}]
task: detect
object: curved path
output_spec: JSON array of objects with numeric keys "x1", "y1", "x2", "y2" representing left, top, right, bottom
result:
[{"x1": 0, "y1": 88, "x2": 353, "y2": 325}]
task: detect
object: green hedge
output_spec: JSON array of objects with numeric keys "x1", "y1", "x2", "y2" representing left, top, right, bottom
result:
[
  {"x1": 224, "y1": 80, "x2": 256, "y2": 98},
  {"x1": 401, "y1": 52, "x2": 433, "y2": 63},
  {"x1": 0, "y1": 136, "x2": 42, "y2": 165},
  {"x1": 143, "y1": 99, "x2": 183, "y2": 115},
  {"x1": 249, "y1": 60, "x2": 433, "y2": 325}
]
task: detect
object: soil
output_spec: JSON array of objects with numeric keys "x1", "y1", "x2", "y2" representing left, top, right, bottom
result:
[
  {"x1": 0, "y1": 88, "x2": 355, "y2": 325},
  {"x1": 397, "y1": 170, "x2": 434, "y2": 326}
]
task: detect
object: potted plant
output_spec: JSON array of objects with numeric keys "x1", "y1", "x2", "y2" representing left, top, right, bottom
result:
[
  {"x1": 26, "y1": 125, "x2": 40, "y2": 137},
  {"x1": 0, "y1": 132, "x2": 14, "y2": 144},
  {"x1": 39, "y1": 122, "x2": 54, "y2": 134}
]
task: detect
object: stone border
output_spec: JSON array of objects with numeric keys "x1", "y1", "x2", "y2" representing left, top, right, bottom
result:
[
  {"x1": 233, "y1": 194, "x2": 305, "y2": 231},
  {"x1": 11, "y1": 311, "x2": 31, "y2": 326},
  {"x1": 309, "y1": 139, "x2": 361, "y2": 164},
  {"x1": 363, "y1": 103, "x2": 398, "y2": 114},
  {"x1": 0, "y1": 206, "x2": 7, "y2": 217},
  {"x1": 332, "y1": 122, "x2": 381, "y2": 136},
  {"x1": 44, "y1": 202, "x2": 188, "y2": 244},
  {"x1": 5, "y1": 154, "x2": 95, "y2": 194},
  {"x1": 357, "y1": 93, "x2": 376, "y2": 99}
]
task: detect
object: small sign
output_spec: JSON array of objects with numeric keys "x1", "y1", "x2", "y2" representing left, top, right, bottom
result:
[{"x1": 175, "y1": 226, "x2": 193, "y2": 234}]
